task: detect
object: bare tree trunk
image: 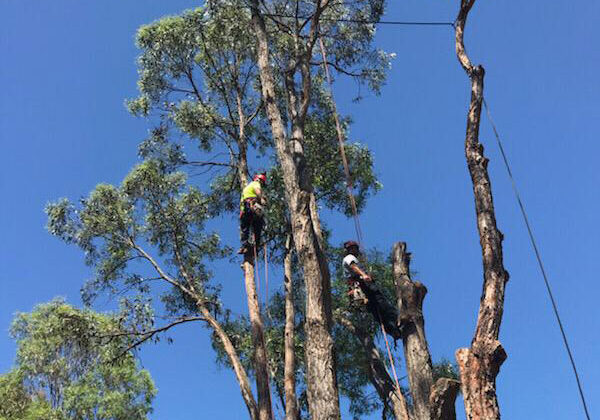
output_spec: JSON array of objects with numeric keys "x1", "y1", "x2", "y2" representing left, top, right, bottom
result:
[
  {"x1": 250, "y1": 3, "x2": 341, "y2": 419},
  {"x1": 236, "y1": 113, "x2": 273, "y2": 420},
  {"x1": 284, "y1": 238, "x2": 300, "y2": 420},
  {"x1": 392, "y1": 242, "x2": 460, "y2": 420},
  {"x1": 242, "y1": 256, "x2": 274, "y2": 420},
  {"x1": 198, "y1": 303, "x2": 259, "y2": 420},
  {"x1": 454, "y1": 1, "x2": 509, "y2": 419},
  {"x1": 338, "y1": 316, "x2": 411, "y2": 420},
  {"x1": 392, "y1": 242, "x2": 433, "y2": 420},
  {"x1": 429, "y1": 378, "x2": 461, "y2": 420}
]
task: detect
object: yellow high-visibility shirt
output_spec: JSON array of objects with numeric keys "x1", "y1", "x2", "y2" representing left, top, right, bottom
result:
[{"x1": 240, "y1": 180, "x2": 261, "y2": 208}]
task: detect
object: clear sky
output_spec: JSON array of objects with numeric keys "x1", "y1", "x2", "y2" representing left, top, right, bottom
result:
[{"x1": 1, "y1": 1, "x2": 598, "y2": 419}]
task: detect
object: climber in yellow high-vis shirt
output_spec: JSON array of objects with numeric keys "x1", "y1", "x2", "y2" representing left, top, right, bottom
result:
[{"x1": 238, "y1": 173, "x2": 267, "y2": 254}]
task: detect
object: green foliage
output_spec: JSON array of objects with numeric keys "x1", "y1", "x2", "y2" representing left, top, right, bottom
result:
[
  {"x1": 432, "y1": 359, "x2": 460, "y2": 383},
  {"x1": 47, "y1": 1, "x2": 394, "y2": 417},
  {"x1": 0, "y1": 300, "x2": 155, "y2": 420},
  {"x1": 47, "y1": 161, "x2": 226, "y2": 311}
]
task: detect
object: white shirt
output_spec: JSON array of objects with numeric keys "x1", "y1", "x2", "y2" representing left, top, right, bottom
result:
[{"x1": 343, "y1": 254, "x2": 360, "y2": 280}]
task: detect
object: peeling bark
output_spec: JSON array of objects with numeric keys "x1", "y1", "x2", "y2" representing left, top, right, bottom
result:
[
  {"x1": 284, "y1": 238, "x2": 300, "y2": 420},
  {"x1": 250, "y1": 2, "x2": 341, "y2": 418},
  {"x1": 338, "y1": 316, "x2": 411, "y2": 420},
  {"x1": 392, "y1": 242, "x2": 433, "y2": 420},
  {"x1": 454, "y1": 1, "x2": 509, "y2": 419}
]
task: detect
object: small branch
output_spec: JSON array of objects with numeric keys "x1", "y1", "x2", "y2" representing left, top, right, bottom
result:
[
  {"x1": 108, "y1": 316, "x2": 204, "y2": 362},
  {"x1": 183, "y1": 160, "x2": 234, "y2": 168},
  {"x1": 310, "y1": 60, "x2": 364, "y2": 78},
  {"x1": 130, "y1": 241, "x2": 193, "y2": 297}
]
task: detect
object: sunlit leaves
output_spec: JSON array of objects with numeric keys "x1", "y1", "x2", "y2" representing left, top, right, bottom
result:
[{"x1": 2, "y1": 300, "x2": 155, "y2": 420}]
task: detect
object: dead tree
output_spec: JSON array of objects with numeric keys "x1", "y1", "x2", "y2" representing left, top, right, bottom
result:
[
  {"x1": 393, "y1": 242, "x2": 461, "y2": 420},
  {"x1": 454, "y1": 1, "x2": 510, "y2": 418}
]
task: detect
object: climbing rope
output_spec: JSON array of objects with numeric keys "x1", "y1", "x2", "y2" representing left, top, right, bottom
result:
[
  {"x1": 318, "y1": 35, "x2": 404, "y2": 402},
  {"x1": 318, "y1": 36, "x2": 365, "y2": 247},
  {"x1": 378, "y1": 311, "x2": 403, "y2": 399},
  {"x1": 483, "y1": 97, "x2": 591, "y2": 420}
]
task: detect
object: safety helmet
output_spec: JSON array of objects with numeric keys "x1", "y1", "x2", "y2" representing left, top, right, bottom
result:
[
  {"x1": 254, "y1": 173, "x2": 267, "y2": 185},
  {"x1": 343, "y1": 240, "x2": 360, "y2": 252}
]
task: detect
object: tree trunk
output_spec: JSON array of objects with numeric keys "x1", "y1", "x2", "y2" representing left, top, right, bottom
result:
[
  {"x1": 284, "y1": 239, "x2": 300, "y2": 420},
  {"x1": 198, "y1": 303, "x2": 259, "y2": 420},
  {"x1": 392, "y1": 242, "x2": 460, "y2": 420},
  {"x1": 429, "y1": 378, "x2": 461, "y2": 420},
  {"x1": 250, "y1": 3, "x2": 341, "y2": 419},
  {"x1": 235, "y1": 95, "x2": 273, "y2": 420},
  {"x1": 338, "y1": 316, "x2": 411, "y2": 420},
  {"x1": 454, "y1": 1, "x2": 509, "y2": 419},
  {"x1": 392, "y1": 242, "x2": 433, "y2": 420},
  {"x1": 242, "y1": 256, "x2": 274, "y2": 420}
]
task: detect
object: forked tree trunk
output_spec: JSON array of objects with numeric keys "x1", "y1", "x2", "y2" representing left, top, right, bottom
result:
[
  {"x1": 283, "y1": 238, "x2": 300, "y2": 420},
  {"x1": 250, "y1": 3, "x2": 341, "y2": 419},
  {"x1": 454, "y1": 1, "x2": 509, "y2": 418},
  {"x1": 392, "y1": 242, "x2": 460, "y2": 420}
]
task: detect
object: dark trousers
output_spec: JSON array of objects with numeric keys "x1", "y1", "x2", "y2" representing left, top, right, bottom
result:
[
  {"x1": 240, "y1": 204, "x2": 264, "y2": 249},
  {"x1": 360, "y1": 280, "x2": 403, "y2": 340}
]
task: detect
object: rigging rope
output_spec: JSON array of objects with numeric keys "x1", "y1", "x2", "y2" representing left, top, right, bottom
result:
[
  {"x1": 483, "y1": 97, "x2": 591, "y2": 420},
  {"x1": 318, "y1": 36, "x2": 364, "y2": 247},
  {"x1": 318, "y1": 35, "x2": 403, "y2": 402}
]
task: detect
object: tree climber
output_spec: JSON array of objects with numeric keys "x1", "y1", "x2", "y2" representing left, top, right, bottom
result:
[
  {"x1": 238, "y1": 173, "x2": 267, "y2": 255},
  {"x1": 343, "y1": 240, "x2": 404, "y2": 340}
]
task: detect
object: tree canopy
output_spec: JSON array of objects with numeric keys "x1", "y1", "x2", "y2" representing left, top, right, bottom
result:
[{"x1": 0, "y1": 300, "x2": 155, "y2": 420}]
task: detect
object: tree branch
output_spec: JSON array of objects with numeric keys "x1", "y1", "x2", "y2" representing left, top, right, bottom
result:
[{"x1": 107, "y1": 316, "x2": 204, "y2": 362}]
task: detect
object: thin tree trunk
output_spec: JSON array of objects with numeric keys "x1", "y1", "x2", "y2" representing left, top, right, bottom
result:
[
  {"x1": 198, "y1": 303, "x2": 259, "y2": 420},
  {"x1": 242, "y1": 257, "x2": 274, "y2": 420},
  {"x1": 137, "y1": 241, "x2": 260, "y2": 420},
  {"x1": 236, "y1": 100, "x2": 273, "y2": 420},
  {"x1": 338, "y1": 316, "x2": 411, "y2": 420},
  {"x1": 392, "y1": 242, "x2": 433, "y2": 420},
  {"x1": 454, "y1": 1, "x2": 509, "y2": 418},
  {"x1": 250, "y1": 3, "x2": 341, "y2": 419},
  {"x1": 284, "y1": 238, "x2": 300, "y2": 420}
]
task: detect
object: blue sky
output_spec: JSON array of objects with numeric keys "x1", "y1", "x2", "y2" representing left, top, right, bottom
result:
[{"x1": 1, "y1": 1, "x2": 598, "y2": 419}]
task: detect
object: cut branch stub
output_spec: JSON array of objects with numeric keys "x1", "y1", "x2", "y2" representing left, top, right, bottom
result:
[{"x1": 392, "y1": 242, "x2": 433, "y2": 420}]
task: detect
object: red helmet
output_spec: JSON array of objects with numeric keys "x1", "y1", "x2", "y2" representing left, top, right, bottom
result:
[
  {"x1": 343, "y1": 240, "x2": 360, "y2": 251},
  {"x1": 254, "y1": 173, "x2": 267, "y2": 185}
]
